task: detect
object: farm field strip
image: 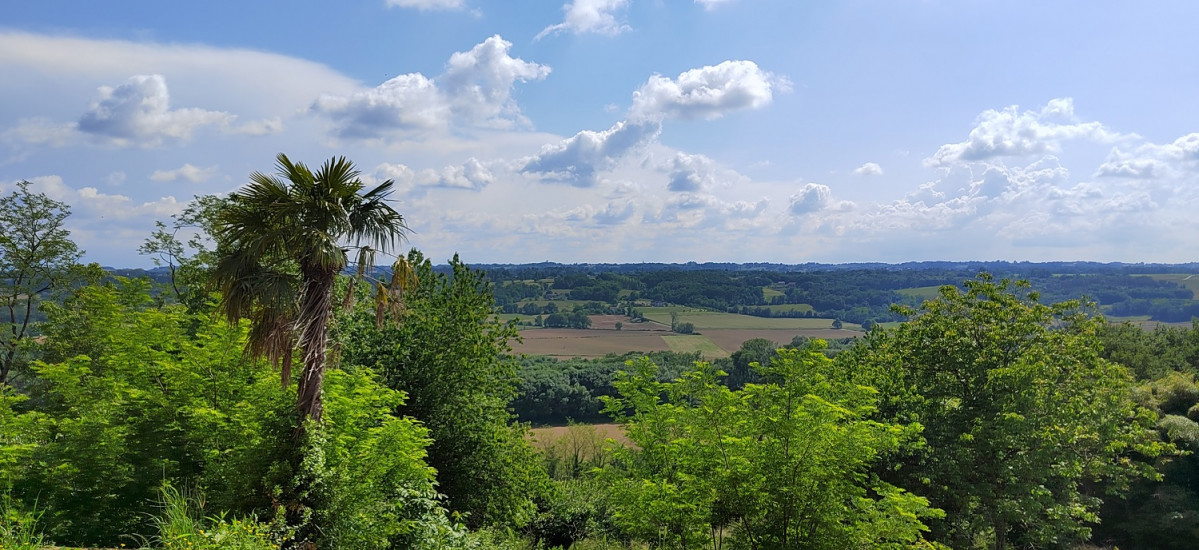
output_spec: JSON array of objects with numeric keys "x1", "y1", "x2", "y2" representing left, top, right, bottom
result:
[
  {"x1": 638, "y1": 307, "x2": 858, "y2": 330},
  {"x1": 662, "y1": 334, "x2": 730, "y2": 358},
  {"x1": 510, "y1": 326, "x2": 862, "y2": 358},
  {"x1": 896, "y1": 285, "x2": 945, "y2": 300}
]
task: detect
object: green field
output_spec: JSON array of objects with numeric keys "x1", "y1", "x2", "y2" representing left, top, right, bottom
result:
[
  {"x1": 758, "y1": 303, "x2": 814, "y2": 314},
  {"x1": 662, "y1": 334, "x2": 730, "y2": 358},
  {"x1": 639, "y1": 307, "x2": 859, "y2": 331},
  {"x1": 896, "y1": 285, "x2": 944, "y2": 301},
  {"x1": 762, "y1": 286, "x2": 785, "y2": 299},
  {"x1": 515, "y1": 299, "x2": 595, "y2": 309}
]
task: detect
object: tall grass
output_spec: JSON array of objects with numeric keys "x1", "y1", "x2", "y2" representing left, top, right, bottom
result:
[
  {"x1": 145, "y1": 484, "x2": 278, "y2": 550},
  {"x1": 0, "y1": 494, "x2": 45, "y2": 550}
]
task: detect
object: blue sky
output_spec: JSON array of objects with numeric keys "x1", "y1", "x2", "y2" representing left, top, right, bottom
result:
[{"x1": 3, "y1": 0, "x2": 1198, "y2": 267}]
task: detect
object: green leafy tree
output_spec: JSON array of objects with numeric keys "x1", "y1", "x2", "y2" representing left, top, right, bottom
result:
[
  {"x1": 339, "y1": 251, "x2": 548, "y2": 529},
  {"x1": 840, "y1": 275, "x2": 1175, "y2": 549},
  {"x1": 211, "y1": 154, "x2": 408, "y2": 422},
  {"x1": 0, "y1": 181, "x2": 84, "y2": 386},
  {"x1": 4, "y1": 281, "x2": 448, "y2": 548},
  {"x1": 138, "y1": 195, "x2": 231, "y2": 309},
  {"x1": 601, "y1": 344, "x2": 942, "y2": 549}
]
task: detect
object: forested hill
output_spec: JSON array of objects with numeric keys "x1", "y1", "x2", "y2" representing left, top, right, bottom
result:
[
  {"x1": 472, "y1": 260, "x2": 1199, "y2": 275},
  {"x1": 475, "y1": 261, "x2": 1199, "y2": 325}
]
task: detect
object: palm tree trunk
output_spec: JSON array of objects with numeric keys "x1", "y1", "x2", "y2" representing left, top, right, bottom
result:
[{"x1": 295, "y1": 262, "x2": 336, "y2": 423}]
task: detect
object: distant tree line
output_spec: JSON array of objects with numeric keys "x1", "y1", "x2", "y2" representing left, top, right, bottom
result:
[{"x1": 486, "y1": 265, "x2": 1199, "y2": 324}]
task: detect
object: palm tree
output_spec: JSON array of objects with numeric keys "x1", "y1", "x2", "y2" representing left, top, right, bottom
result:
[{"x1": 211, "y1": 153, "x2": 407, "y2": 422}]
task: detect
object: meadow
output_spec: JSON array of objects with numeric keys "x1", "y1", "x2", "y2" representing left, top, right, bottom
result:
[{"x1": 509, "y1": 312, "x2": 861, "y2": 358}]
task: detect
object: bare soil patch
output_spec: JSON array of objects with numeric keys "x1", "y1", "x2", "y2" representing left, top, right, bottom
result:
[{"x1": 511, "y1": 328, "x2": 672, "y2": 358}]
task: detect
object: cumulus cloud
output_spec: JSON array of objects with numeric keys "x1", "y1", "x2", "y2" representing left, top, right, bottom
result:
[
  {"x1": 149, "y1": 163, "x2": 218, "y2": 183},
  {"x1": 4, "y1": 73, "x2": 283, "y2": 148},
  {"x1": 788, "y1": 183, "x2": 832, "y2": 215},
  {"x1": 629, "y1": 60, "x2": 785, "y2": 122},
  {"x1": 374, "y1": 158, "x2": 495, "y2": 192},
  {"x1": 311, "y1": 35, "x2": 547, "y2": 137},
  {"x1": 1095, "y1": 133, "x2": 1199, "y2": 179},
  {"x1": 14, "y1": 175, "x2": 183, "y2": 222},
  {"x1": 852, "y1": 162, "x2": 883, "y2": 176},
  {"x1": 76, "y1": 75, "x2": 233, "y2": 145},
  {"x1": 440, "y1": 35, "x2": 552, "y2": 127},
  {"x1": 385, "y1": 0, "x2": 466, "y2": 10},
  {"x1": 536, "y1": 0, "x2": 631, "y2": 40},
  {"x1": 521, "y1": 120, "x2": 661, "y2": 186},
  {"x1": 656, "y1": 192, "x2": 771, "y2": 231},
  {"x1": 311, "y1": 73, "x2": 447, "y2": 137},
  {"x1": 925, "y1": 98, "x2": 1126, "y2": 167},
  {"x1": 562, "y1": 199, "x2": 638, "y2": 226},
  {"x1": 664, "y1": 152, "x2": 747, "y2": 192}
]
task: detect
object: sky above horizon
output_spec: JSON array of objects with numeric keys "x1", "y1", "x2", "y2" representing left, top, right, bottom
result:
[{"x1": 3, "y1": 1, "x2": 1198, "y2": 267}]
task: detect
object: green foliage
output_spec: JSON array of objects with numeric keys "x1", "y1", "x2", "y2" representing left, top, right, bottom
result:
[
  {"x1": 2, "y1": 281, "x2": 451, "y2": 548},
  {"x1": 9, "y1": 284, "x2": 296, "y2": 545},
  {"x1": 1133, "y1": 370, "x2": 1199, "y2": 417},
  {"x1": 288, "y1": 370, "x2": 447, "y2": 549},
  {"x1": 841, "y1": 275, "x2": 1175, "y2": 549},
  {"x1": 0, "y1": 180, "x2": 84, "y2": 386},
  {"x1": 1095, "y1": 366, "x2": 1199, "y2": 549},
  {"x1": 0, "y1": 492, "x2": 45, "y2": 550},
  {"x1": 512, "y1": 351, "x2": 703, "y2": 425},
  {"x1": 525, "y1": 478, "x2": 622, "y2": 549},
  {"x1": 600, "y1": 344, "x2": 941, "y2": 549},
  {"x1": 339, "y1": 250, "x2": 549, "y2": 529},
  {"x1": 1098, "y1": 320, "x2": 1199, "y2": 379},
  {"x1": 148, "y1": 483, "x2": 279, "y2": 550}
]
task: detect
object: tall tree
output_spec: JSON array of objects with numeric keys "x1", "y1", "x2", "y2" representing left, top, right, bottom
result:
[
  {"x1": 0, "y1": 181, "x2": 83, "y2": 386},
  {"x1": 339, "y1": 251, "x2": 549, "y2": 529},
  {"x1": 840, "y1": 275, "x2": 1174, "y2": 549},
  {"x1": 211, "y1": 153, "x2": 407, "y2": 422}
]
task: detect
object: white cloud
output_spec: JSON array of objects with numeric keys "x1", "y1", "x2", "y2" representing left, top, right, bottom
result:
[
  {"x1": 312, "y1": 73, "x2": 448, "y2": 137},
  {"x1": 149, "y1": 163, "x2": 219, "y2": 183},
  {"x1": 630, "y1": 60, "x2": 784, "y2": 122},
  {"x1": 440, "y1": 35, "x2": 552, "y2": 128},
  {"x1": 228, "y1": 117, "x2": 283, "y2": 136},
  {"x1": 852, "y1": 162, "x2": 883, "y2": 176},
  {"x1": 429, "y1": 158, "x2": 495, "y2": 190},
  {"x1": 536, "y1": 0, "x2": 631, "y2": 40},
  {"x1": 385, "y1": 0, "x2": 465, "y2": 10},
  {"x1": 13, "y1": 175, "x2": 183, "y2": 223},
  {"x1": 375, "y1": 158, "x2": 495, "y2": 191},
  {"x1": 76, "y1": 75, "x2": 233, "y2": 146},
  {"x1": 561, "y1": 199, "x2": 638, "y2": 226},
  {"x1": 1095, "y1": 133, "x2": 1199, "y2": 179},
  {"x1": 311, "y1": 35, "x2": 547, "y2": 137},
  {"x1": 925, "y1": 98, "x2": 1126, "y2": 167},
  {"x1": 664, "y1": 152, "x2": 747, "y2": 192},
  {"x1": 694, "y1": 0, "x2": 736, "y2": 8},
  {"x1": 521, "y1": 120, "x2": 661, "y2": 186},
  {"x1": 4, "y1": 73, "x2": 283, "y2": 148},
  {"x1": 789, "y1": 183, "x2": 832, "y2": 215},
  {"x1": 3, "y1": 118, "x2": 76, "y2": 147}
]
